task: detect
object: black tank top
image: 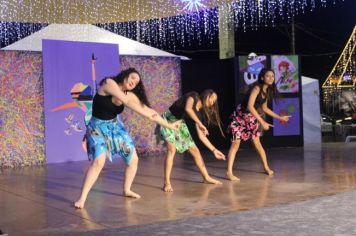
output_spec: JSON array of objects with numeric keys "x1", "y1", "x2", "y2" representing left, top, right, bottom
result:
[
  {"x1": 169, "y1": 92, "x2": 200, "y2": 120},
  {"x1": 92, "y1": 93, "x2": 124, "y2": 120},
  {"x1": 241, "y1": 86, "x2": 267, "y2": 111}
]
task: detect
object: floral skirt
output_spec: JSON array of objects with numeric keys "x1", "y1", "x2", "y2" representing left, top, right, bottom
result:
[
  {"x1": 227, "y1": 104, "x2": 262, "y2": 142},
  {"x1": 85, "y1": 116, "x2": 135, "y2": 165},
  {"x1": 156, "y1": 110, "x2": 195, "y2": 153}
]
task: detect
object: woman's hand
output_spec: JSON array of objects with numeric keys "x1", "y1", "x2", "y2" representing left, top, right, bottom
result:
[
  {"x1": 198, "y1": 123, "x2": 209, "y2": 136},
  {"x1": 261, "y1": 121, "x2": 274, "y2": 131},
  {"x1": 213, "y1": 149, "x2": 226, "y2": 160},
  {"x1": 279, "y1": 115, "x2": 291, "y2": 122},
  {"x1": 168, "y1": 120, "x2": 181, "y2": 131}
]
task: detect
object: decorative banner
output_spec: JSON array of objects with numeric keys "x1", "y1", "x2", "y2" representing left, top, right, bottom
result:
[
  {"x1": 238, "y1": 54, "x2": 267, "y2": 94},
  {"x1": 0, "y1": 51, "x2": 45, "y2": 167},
  {"x1": 43, "y1": 40, "x2": 120, "y2": 163},
  {"x1": 272, "y1": 55, "x2": 299, "y2": 93},
  {"x1": 120, "y1": 55, "x2": 181, "y2": 155},
  {"x1": 272, "y1": 98, "x2": 301, "y2": 136}
]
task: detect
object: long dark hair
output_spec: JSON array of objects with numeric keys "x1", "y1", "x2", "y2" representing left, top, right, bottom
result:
[
  {"x1": 256, "y1": 68, "x2": 280, "y2": 102},
  {"x1": 100, "y1": 68, "x2": 150, "y2": 107},
  {"x1": 200, "y1": 90, "x2": 225, "y2": 137}
]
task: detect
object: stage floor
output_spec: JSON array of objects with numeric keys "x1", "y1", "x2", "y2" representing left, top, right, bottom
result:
[{"x1": 1, "y1": 143, "x2": 356, "y2": 235}]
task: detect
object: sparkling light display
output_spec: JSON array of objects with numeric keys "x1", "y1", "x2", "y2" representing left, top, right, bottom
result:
[
  {"x1": 181, "y1": 0, "x2": 207, "y2": 12},
  {"x1": 323, "y1": 26, "x2": 356, "y2": 88},
  {"x1": 322, "y1": 26, "x2": 355, "y2": 116},
  {"x1": 0, "y1": 0, "x2": 343, "y2": 49}
]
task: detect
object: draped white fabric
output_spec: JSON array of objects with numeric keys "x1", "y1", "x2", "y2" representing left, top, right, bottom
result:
[{"x1": 302, "y1": 76, "x2": 321, "y2": 144}]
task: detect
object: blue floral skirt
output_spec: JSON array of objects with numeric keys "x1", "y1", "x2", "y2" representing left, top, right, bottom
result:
[{"x1": 85, "y1": 116, "x2": 135, "y2": 165}]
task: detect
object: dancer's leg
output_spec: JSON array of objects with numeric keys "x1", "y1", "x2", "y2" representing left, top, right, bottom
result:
[
  {"x1": 252, "y1": 137, "x2": 274, "y2": 175},
  {"x1": 163, "y1": 142, "x2": 176, "y2": 192},
  {"x1": 123, "y1": 149, "x2": 141, "y2": 198},
  {"x1": 74, "y1": 153, "x2": 106, "y2": 209},
  {"x1": 188, "y1": 146, "x2": 222, "y2": 184},
  {"x1": 226, "y1": 139, "x2": 241, "y2": 181}
]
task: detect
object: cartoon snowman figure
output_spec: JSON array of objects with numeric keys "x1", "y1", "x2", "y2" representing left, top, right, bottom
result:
[{"x1": 244, "y1": 52, "x2": 266, "y2": 86}]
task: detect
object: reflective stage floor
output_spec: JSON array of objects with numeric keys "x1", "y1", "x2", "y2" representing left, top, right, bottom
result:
[{"x1": 1, "y1": 143, "x2": 356, "y2": 235}]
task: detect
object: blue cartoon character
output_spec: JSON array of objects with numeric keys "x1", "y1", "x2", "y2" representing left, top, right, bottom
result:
[{"x1": 244, "y1": 53, "x2": 267, "y2": 86}]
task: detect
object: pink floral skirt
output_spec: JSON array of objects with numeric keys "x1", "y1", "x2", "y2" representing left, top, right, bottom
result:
[{"x1": 227, "y1": 104, "x2": 262, "y2": 141}]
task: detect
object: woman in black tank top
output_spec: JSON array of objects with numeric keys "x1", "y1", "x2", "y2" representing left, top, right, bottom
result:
[
  {"x1": 226, "y1": 68, "x2": 290, "y2": 180},
  {"x1": 74, "y1": 68, "x2": 179, "y2": 209},
  {"x1": 158, "y1": 90, "x2": 226, "y2": 192}
]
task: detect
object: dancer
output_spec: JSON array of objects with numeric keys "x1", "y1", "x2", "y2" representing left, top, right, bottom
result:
[
  {"x1": 74, "y1": 68, "x2": 179, "y2": 209},
  {"x1": 158, "y1": 90, "x2": 226, "y2": 192},
  {"x1": 226, "y1": 68, "x2": 290, "y2": 181}
]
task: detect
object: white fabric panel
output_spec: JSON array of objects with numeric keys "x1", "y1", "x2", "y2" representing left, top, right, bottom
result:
[
  {"x1": 302, "y1": 76, "x2": 321, "y2": 144},
  {"x1": 2, "y1": 24, "x2": 188, "y2": 59}
]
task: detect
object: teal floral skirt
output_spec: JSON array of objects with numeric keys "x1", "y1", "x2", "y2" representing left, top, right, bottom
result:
[
  {"x1": 157, "y1": 110, "x2": 195, "y2": 153},
  {"x1": 85, "y1": 116, "x2": 134, "y2": 165}
]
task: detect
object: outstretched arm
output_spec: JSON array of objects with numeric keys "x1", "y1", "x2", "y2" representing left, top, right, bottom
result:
[
  {"x1": 102, "y1": 79, "x2": 178, "y2": 130},
  {"x1": 195, "y1": 124, "x2": 225, "y2": 160},
  {"x1": 262, "y1": 102, "x2": 290, "y2": 122},
  {"x1": 125, "y1": 92, "x2": 179, "y2": 130}
]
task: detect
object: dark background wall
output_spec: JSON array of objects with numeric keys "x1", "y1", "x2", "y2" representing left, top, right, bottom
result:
[
  {"x1": 181, "y1": 57, "x2": 304, "y2": 151},
  {"x1": 173, "y1": 1, "x2": 356, "y2": 84},
  {"x1": 181, "y1": 59, "x2": 235, "y2": 150}
]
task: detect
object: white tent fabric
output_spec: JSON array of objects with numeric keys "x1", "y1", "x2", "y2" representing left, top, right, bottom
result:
[
  {"x1": 302, "y1": 76, "x2": 321, "y2": 144},
  {"x1": 2, "y1": 24, "x2": 188, "y2": 59}
]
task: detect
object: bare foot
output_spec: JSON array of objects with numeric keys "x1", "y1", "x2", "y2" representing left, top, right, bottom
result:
[
  {"x1": 74, "y1": 199, "x2": 85, "y2": 209},
  {"x1": 163, "y1": 183, "x2": 173, "y2": 192},
  {"x1": 123, "y1": 190, "x2": 141, "y2": 199},
  {"x1": 204, "y1": 177, "x2": 222, "y2": 185},
  {"x1": 226, "y1": 172, "x2": 240, "y2": 181},
  {"x1": 264, "y1": 169, "x2": 274, "y2": 176}
]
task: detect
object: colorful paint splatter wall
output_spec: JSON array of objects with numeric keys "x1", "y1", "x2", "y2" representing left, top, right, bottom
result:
[
  {"x1": 0, "y1": 51, "x2": 45, "y2": 167},
  {"x1": 120, "y1": 55, "x2": 181, "y2": 155},
  {"x1": 0, "y1": 51, "x2": 181, "y2": 167}
]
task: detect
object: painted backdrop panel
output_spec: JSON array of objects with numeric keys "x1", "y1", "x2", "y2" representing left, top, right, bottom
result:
[
  {"x1": 238, "y1": 55, "x2": 267, "y2": 94},
  {"x1": 272, "y1": 98, "x2": 301, "y2": 136},
  {"x1": 272, "y1": 55, "x2": 299, "y2": 93},
  {"x1": 43, "y1": 40, "x2": 120, "y2": 163}
]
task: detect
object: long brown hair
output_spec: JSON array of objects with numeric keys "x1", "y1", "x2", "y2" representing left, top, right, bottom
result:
[
  {"x1": 257, "y1": 68, "x2": 280, "y2": 102},
  {"x1": 99, "y1": 68, "x2": 150, "y2": 107},
  {"x1": 200, "y1": 90, "x2": 225, "y2": 137}
]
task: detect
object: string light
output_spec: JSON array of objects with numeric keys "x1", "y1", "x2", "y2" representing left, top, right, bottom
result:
[
  {"x1": 323, "y1": 26, "x2": 356, "y2": 88},
  {"x1": 181, "y1": 0, "x2": 207, "y2": 12},
  {"x1": 322, "y1": 26, "x2": 355, "y2": 115},
  {"x1": 0, "y1": 0, "x2": 342, "y2": 49}
]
